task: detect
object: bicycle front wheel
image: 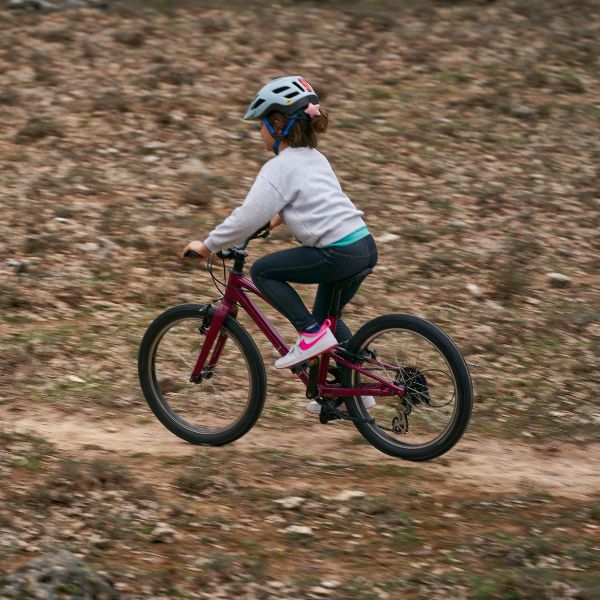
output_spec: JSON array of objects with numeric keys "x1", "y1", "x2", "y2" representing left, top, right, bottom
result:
[
  {"x1": 138, "y1": 304, "x2": 266, "y2": 445},
  {"x1": 341, "y1": 314, "x2": 472, "y2": 461}
]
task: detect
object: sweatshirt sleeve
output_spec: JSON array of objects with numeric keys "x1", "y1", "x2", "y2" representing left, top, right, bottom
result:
[{"x1": 203, "y1": 175, "x2": 286, "y2": 254}]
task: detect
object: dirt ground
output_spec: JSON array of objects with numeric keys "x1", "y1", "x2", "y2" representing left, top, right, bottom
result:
[{"x1": 1, "y1": 0, "x2": 599, "y2": 598}]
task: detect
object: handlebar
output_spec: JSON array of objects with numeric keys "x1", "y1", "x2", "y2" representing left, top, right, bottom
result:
[{"x1": 183, "y1": 222, "x2": 271, "y2": 260}]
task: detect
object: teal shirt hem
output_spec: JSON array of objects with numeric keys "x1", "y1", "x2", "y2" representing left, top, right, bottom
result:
[{"x1": 324, "y1": 226, "x2": 370, "y2": 247}]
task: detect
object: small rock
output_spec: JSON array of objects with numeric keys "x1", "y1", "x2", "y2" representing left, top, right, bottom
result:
[
  {"x1": 80, "y1": 242, "x2": 100, "y2": 253},
  {"x1": 546, "y1": 272, "x2": 572, "y2": 288},
  {"x1": 169, "y1": 110, "x2": 186, "y2": 123},
  {"x1": 268, "y1": 581, "x2": 286, "y2": 589},
  {"x1": 321, "y1": 580, "x2": 341, "y2": 589},
  {"x1": 97, "y1": 237, "x2": 120, "y2": 260},
  {"x1": 466, "y1": 283, "x2": 485, "y2": 300},
  {"x1": 89, "y1": 534, "x2": 111, "y2": 549},
  {"x1": 310, "y1": 586, "x2": 331, "y2": 596},
  {"x1": 273, "y1": 496, "x2": 305, "y2": 510},
  {"x1": 283, "y1": 525, "x2": 314, "y2": 536},
  {"x1": 333, "y1": 490, "x2": 367, "y2": 502},
  {"x1": 6, "y1": 258, "x2": 26, "y2": 273},
  {"x1": 151, "y1": 523, "x2": 177, "y2": 543},
  {"x1": 66, "y1": 375, "x2": 86, "y2": 383},
  {"x1": 375, "y1": 232, "x2": 400, "y2": 243},
  {"x1": 8, "y1": 0, "x2": 54, "y2": 8},
  {"x1": 0, "y1": 550, "x2": 117, "y2": 598},
  {"x1": 449, "y1": 219, "x2": 467, "y2": 230},
  {"x1": 511, "y1": 104, "x2": 535, "y2": 119},
  {"x1": 144, "y1": 141, "x2": 165, "y2": 150},
  {"x1": 179, "y1": 158, "x2": 209, "y2": 176}
]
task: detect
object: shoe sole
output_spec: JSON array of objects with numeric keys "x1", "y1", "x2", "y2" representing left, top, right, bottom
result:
[{"x1": 306, "y1": 399, "x2": 377, "y2": 415}]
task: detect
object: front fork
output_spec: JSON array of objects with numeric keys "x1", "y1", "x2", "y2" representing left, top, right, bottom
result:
[{"x1": 189, "y1": 301, "x2": 238, "y2": 383}]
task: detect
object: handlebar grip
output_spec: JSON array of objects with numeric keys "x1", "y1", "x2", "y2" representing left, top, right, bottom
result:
[{"x1": 216, "y1": 249, "x2": 232, "y2": 259}]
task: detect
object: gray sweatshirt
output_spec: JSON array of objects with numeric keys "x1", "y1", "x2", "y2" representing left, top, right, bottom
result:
[{"x1": 203, "y1": 147, "x2": 366, "y2": 253}]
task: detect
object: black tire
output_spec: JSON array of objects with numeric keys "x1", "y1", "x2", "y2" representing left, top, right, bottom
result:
[
  {"x1": 341, "y1": 314, "x2": 472, "y2": 461},
  {"x1": 138, "y1": 304, "x2": 266, "y2": 445}
]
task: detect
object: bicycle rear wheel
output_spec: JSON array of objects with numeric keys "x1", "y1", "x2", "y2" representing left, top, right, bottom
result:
[
  {"x1": 138, "y1": 304, "x2": 266, "y2": 445},
  {"x1": 341, "y1": 314, "x2": 472, "y2": 461}
]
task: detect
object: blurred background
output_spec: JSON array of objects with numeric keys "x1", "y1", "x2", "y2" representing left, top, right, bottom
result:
[{"x1": 0, "y1": 0, "x2": 598, "y2": 598}]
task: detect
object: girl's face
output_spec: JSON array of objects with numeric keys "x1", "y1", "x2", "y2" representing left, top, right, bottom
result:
[{"x1": 259, "y1": 115, "x2": 286, "y2": 152}]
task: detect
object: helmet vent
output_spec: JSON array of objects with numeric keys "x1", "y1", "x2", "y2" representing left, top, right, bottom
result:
[
  {"x1": 272, "y1": 86, "x2": 289, "y2": 94},
  {"x1": 292, "y1": 81, "x2": 304, "y2": 91},
  {"x1": 284, "y1": 91, "x2": 300, "y2": 98},
  {"x1": 252, "y1": 98, "x2": 266, "y2": 109}
]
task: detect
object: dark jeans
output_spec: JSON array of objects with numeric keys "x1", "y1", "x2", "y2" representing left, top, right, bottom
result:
[{"x1": 250, "y1": 235, "x2": 378, "y2": 342}]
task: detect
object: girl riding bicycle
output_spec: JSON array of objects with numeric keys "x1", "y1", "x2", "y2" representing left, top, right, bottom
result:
[{"x1": 181, "y1": 75, "x2": 378, "y2": 413}]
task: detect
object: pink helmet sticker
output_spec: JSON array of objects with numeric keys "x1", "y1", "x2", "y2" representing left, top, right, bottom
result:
[{"x1": 298, "y1": 77, "x2": 313, "y2": 92}]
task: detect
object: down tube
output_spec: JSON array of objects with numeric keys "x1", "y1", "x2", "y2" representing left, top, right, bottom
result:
[{"x1": 234, "y1": 280, "x2": 290, "y2": 359}]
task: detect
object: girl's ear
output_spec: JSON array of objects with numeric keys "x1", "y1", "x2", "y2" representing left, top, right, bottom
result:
[{"x1": 272, "y1": 114, "x2": 285, "y2": 132}]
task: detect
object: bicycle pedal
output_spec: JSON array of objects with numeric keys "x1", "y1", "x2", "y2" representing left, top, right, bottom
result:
[{"x1": 291, "y1": 362, "x2": 309, "y2": 374}]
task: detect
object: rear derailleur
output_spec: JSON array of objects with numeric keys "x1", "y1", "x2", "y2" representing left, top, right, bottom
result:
[{"x1": 391, "y1": 400, "x2": 411, "y2": 434}]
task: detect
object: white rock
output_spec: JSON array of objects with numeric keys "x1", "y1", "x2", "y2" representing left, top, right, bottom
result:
[
  {"x1": 283, "y1": 525, "x2": 314, "y2": 536},
  {"x1": 80, "y1": 242, "x2": 100, "y2": 252},
  {"x1": 179, "y1": 158, "x2": 209, "y2": 176},
  {"x1": 273, "y1": 496, "x2": 305, "y2": 510},
  {"x1": 169, "y1": 111, "x2": 186, "y2": 123},
  {"x1": 547, "y1": 272, "x2": 572, "y2": 288},
  {"x1": 66, "y1": 375, "x2": 86, "y2": 383},
  {"x1": 151, "y1": 523, "x2": 177, "y2": 543},
  {"x1": 466, "y1": 283, "x2": 485, "y2": 300},
  {"x1": 321, "y1": 580, "x2": 341, "y2": 589},
  {"x1": 268, "y1": 581, "x2": 286, "y2": 589},
  {"x1": 375, "y1": 232, "x2": 400, "y2": 243},
  {"x1": 310, "y1": 586, "x2": 332, "y2": 596},
  {"x1": 144, "y1": 141, "x2": 165, "y2": 150},
  {"x1": 333, "y1": 490, "x2": 367, "y2": 501}
]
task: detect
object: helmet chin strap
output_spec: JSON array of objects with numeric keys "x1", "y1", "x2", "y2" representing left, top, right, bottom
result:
[{"x1": 263, "y1": 116, "x2": 298, "y2": 155}]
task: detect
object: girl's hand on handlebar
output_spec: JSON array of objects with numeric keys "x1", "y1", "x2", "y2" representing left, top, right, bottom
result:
[{"x1": 180, "y1": 240, "x2": 211, "y2": 259}]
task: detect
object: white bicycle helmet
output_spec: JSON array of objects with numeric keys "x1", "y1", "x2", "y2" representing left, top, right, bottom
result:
[{"x1": 243, "y1": 75, "x2": 318, "y2": 120}]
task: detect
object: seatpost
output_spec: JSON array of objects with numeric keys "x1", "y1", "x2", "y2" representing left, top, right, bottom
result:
[{"x1": 328, "y1": 289, "x2": 343, "y2": 318}]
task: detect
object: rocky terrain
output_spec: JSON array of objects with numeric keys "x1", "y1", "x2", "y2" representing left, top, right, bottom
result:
[{"x1": 0, "y1": 0, "x2": 598, "y2": 598}]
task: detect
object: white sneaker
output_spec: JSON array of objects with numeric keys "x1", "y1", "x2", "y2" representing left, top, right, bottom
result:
[
  {"x1": 306, "y1": 396, "x2": 377, "y2": 414},
  {"x1": 274, "y1": 319, "x2": 339, "y2": 370}
]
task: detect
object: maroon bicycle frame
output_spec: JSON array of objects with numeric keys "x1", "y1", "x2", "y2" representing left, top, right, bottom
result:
[{"x1": 190, "y1": 268, "x2": 405, "y2": 399}]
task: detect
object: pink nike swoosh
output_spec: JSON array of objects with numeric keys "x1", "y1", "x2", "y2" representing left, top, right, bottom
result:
[{"x1": 299, "y1": 329, "x2": 328, "y2": 351}]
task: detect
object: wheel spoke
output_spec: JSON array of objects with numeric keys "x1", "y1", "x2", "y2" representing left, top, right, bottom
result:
[{"x1": 147, "y1": 315, "x2": 257, "y2": 436}]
